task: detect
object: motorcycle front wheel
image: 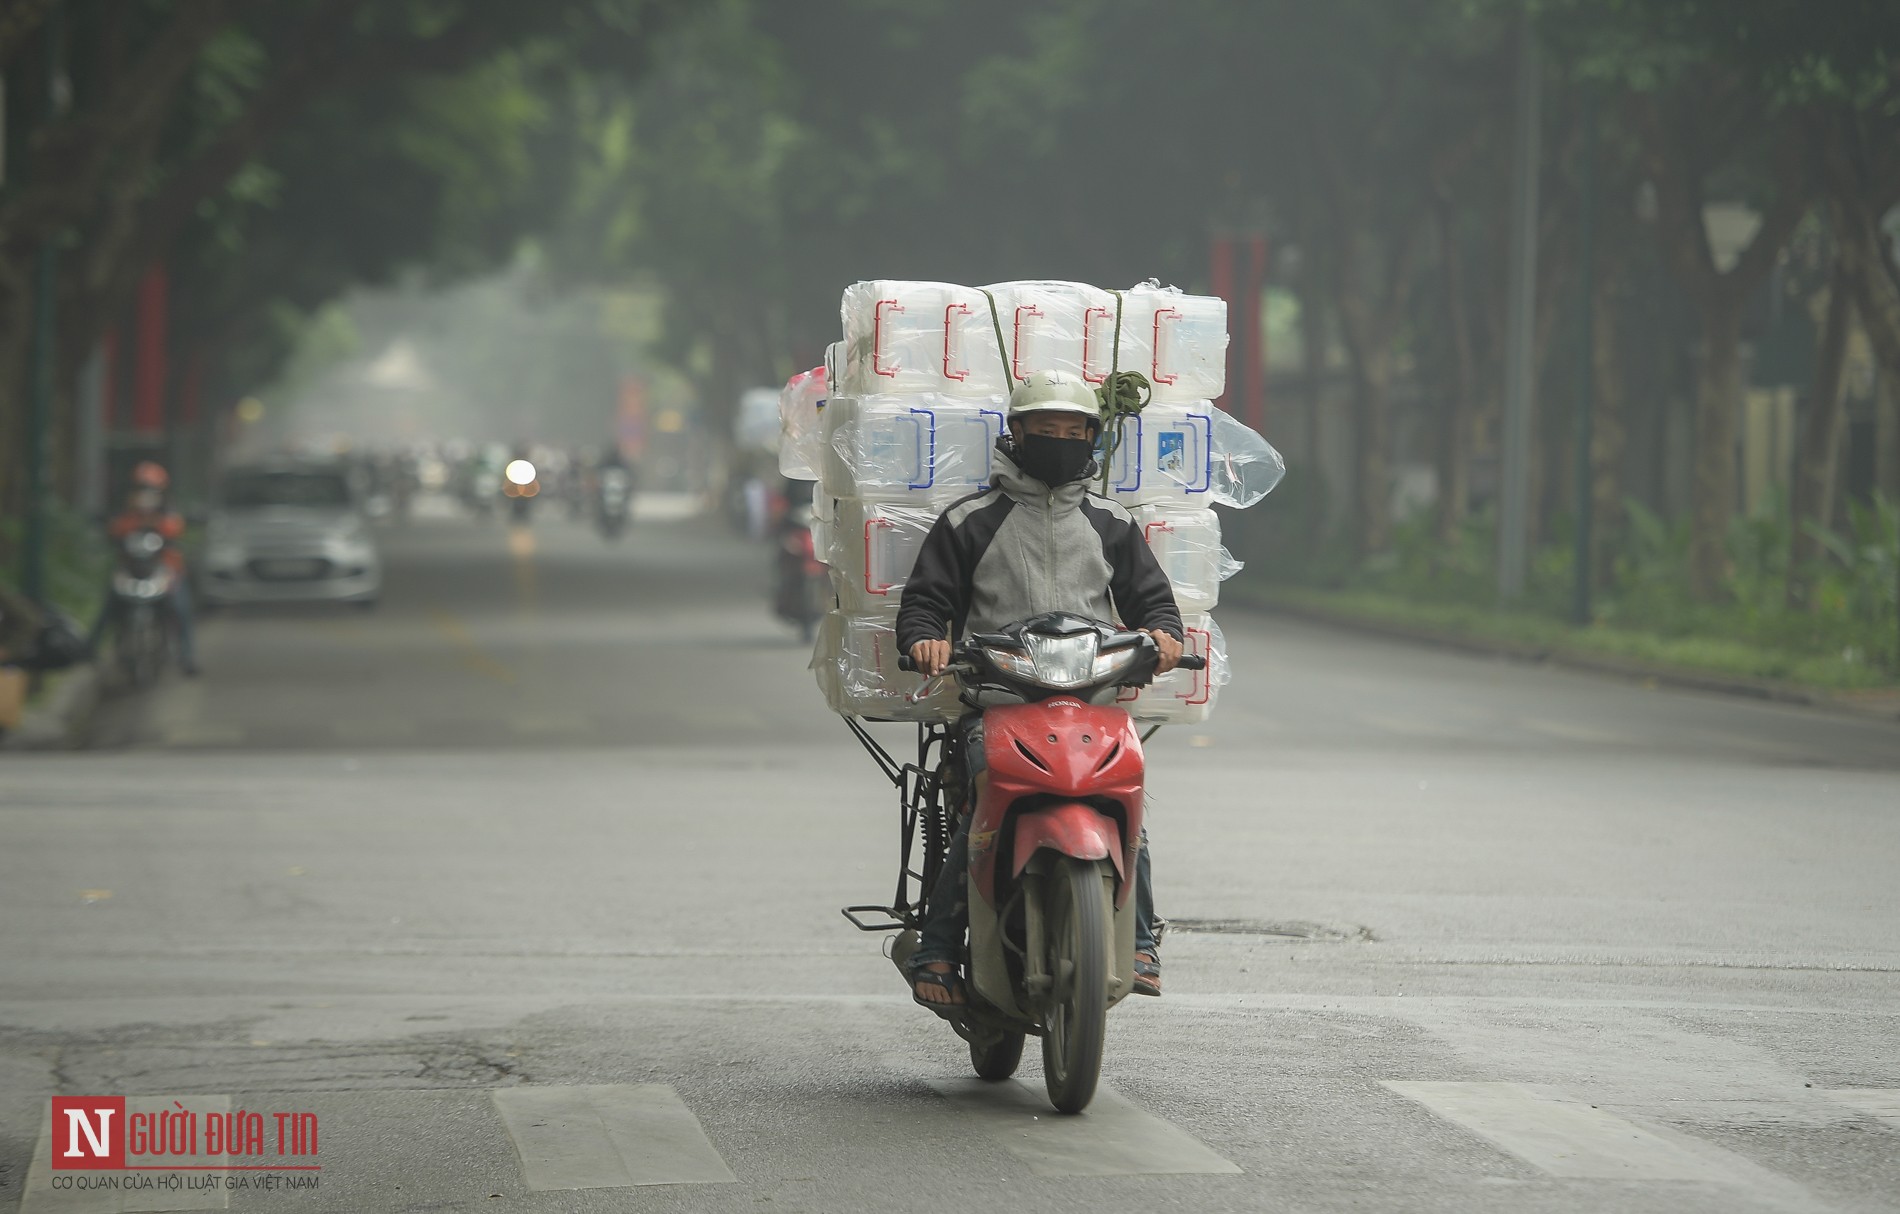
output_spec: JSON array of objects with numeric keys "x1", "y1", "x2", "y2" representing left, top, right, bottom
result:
[
  {"x1": 1040, "y1": 856, "x2": 1111, "y2": 1113},
  {"x1": 117, "y1": 608, "x2": 156, "y2": 688},
  {"x1": 970, "y1": 1030, "x2": 1026, "y2": 1081}
]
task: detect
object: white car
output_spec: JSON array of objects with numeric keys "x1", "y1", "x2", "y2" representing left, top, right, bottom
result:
[{"x1": 201, "y1": 463, "x2": 382, "y2": 608}]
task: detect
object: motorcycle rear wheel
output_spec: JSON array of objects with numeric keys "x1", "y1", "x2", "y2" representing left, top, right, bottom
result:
[
  {"x1": 969, "y1": 1030, "x2": 1026, "y2": 1081},
  {"x1": 1040, "y1": 856, "x2": 1110, "y2": 1113}
]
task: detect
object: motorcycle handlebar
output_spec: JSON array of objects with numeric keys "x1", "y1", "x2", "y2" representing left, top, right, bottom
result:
[{"x1": 900, "y1": 649, "x2": 1207, "y2": 674}]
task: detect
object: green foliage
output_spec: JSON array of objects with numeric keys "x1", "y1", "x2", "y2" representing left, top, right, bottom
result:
[
  {"x1": 1257, "y1": 491, "x2": 1900, "y2": 685},
  {"x1": 1, "y1": 502, "x2": 108, "y2": 623}
]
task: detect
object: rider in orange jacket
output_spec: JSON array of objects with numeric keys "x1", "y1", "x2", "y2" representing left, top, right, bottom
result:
[{"x1": 89, "y1": 461, "x2": 199, "y2": 676}]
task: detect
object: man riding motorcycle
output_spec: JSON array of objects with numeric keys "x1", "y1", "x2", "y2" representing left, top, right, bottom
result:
[
  {"x1": 88, "y1": 460, "x2": 199, "y2": 677},
  {"x1": 896, "y1": 369, "x2": 1184, "y2": 1010}
]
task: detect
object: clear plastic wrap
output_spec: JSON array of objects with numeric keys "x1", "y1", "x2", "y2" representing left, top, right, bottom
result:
[
  {"x1": 981, "y1": 280, "x2": 1118, "y2": 387},
  {"x1": 827, "y1": 499, "x2": 939, "y2": 613},
  {"x1": 1134, "y1": 504, "x2": 1239, "y2": 613},
  {"x1": 831, "y1": 611, "x2": 962, "y2": 722},
  {"x1": 1209, "y1": 406, "x2": 1287, "y2": 509},
  {"x1": 840, "y1": 281, "x2": 1007, "y2": 397},
  {"x1": 1099, "y1": 401, "x2": 1216, "y2": 506},
  {"x1": 810, "y1": 610, "x2": 845, "y2": 711},
  {"x1": 777, "y1": 366, "x2": 827, "y2": 480},
  {"x1": 1114, "y1": 282, "x2": 1229, "y2": 402},
  {"x1": 808, "y1": 491, "x2": 835, "y2": 567},
  {"x1": 1114, "y1": 614, "x2": 1229, "y2": 724},
  {"x1": 821, "y1": 394, "x2": 1006, "y2": 503}
]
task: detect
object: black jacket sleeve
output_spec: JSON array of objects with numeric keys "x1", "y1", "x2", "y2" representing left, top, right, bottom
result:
[
  {"x1": 1108, "y1": 514, "x2": 1185, "y2": 640},
  {"x1": 895, "y1": 512, "x2": 967, "y2": 653}
]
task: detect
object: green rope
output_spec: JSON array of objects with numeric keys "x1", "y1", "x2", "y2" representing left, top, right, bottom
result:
[
  {"x1": 980, "y1": 289, "x2": 1015, "y2": 389},
  {"x1": 1094, "y1": 289, "x2": 1151, "y2": 492}
]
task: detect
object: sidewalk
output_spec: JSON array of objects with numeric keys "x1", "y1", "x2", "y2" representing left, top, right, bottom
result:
[
  {"x1": 0, "y1": 664, "x2": 102, "y2": 751},
  {"x1": 1228, "y1": 588, "x2": 1900, "y2": 725}
]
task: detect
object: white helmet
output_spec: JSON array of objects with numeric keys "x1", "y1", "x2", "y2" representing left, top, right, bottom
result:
[{"x1": 1007, "y1": 369, "x2": 1101, "y2": 422}]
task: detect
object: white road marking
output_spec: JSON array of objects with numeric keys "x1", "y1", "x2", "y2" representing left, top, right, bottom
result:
[
  {"x1": 1821, "y1": 1088, "x2": 1900, "y2": 1129},
  {"x1": 508, "y1": 712, "x2": 592, "y2": 736},
  {"x1": 1523, "y1": 717, "x2": 1627, "y2": 745},
  {"x1": 331, "y1": 719, "x2": 419, "y2": 742},
  {"x1": 1355, "y1": 712, "x2": 1467, "y2": 740},
  {"x1": 1384, "y1": 1081, "x2": 1795, "y2": 1185},
  {"x1": 927, "y1": 1078, "x2": 1241, "y2": 1177},
  {"x1": 157, "y1": 724, "x2": 247, "y2": 747},
  {"x1": 491, "y1": 1084, "x2": 736, "y2": 1190},
  {"x1": 23, "y1": 1095, "x2": 231, "y2": 1213}
]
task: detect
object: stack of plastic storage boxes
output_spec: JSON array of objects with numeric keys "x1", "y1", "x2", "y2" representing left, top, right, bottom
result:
[{"x1": 780, "y1": 279, "x2": 1284, "y2": 726}]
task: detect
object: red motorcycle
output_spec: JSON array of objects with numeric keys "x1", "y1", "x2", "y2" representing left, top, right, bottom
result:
[
  {"x1": 842, "y1": 612, "x2": 1204, "y2": 1113},
  {"x1": 773, "y1": 504, "x2": 829, "y2": 643}
]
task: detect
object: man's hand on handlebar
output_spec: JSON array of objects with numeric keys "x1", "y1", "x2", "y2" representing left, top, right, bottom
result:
[
  {"x1": 1145, "y1": 629, "x2": 1184, "y2": 675},
  {"x1": 910, "y1": 639, "x2": 953, "y2": 677}
]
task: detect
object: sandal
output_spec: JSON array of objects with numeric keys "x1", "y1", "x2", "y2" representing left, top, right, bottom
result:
[
  {"x1": 909, "y1": 966, "x2": 967, "y2": 1019},
  {"x1": 1133, "y1": 952, "x2": 1162, "y2": 997}
]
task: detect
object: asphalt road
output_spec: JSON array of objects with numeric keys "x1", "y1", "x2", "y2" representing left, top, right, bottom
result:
[{"x1": 2, "y1": 499, "x2": 1898, "y2": 1214}]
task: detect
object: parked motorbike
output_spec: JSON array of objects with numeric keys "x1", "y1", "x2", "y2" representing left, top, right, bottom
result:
[
  {"x1": 108, "y1": 528, "x2": 178, "y2": 688},
  {"x1": 772, "y1": 505, "x2": 829, "y2": 642},
  {"x1": 842, "y1": 612, "x2": 1204, "y2": 1113},
  {"x1": 596, "y1": 465, "x2": 633, "y2": 540}
]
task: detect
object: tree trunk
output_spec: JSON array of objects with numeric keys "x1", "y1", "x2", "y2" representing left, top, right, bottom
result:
[
  {"x1": 0, "y1": 264, "x2": 30, "y2": 534},
  {"x1": 1352, "y1": 351, "x2": 1393, "y2": 557},
  {"x1": 1690, "y1": 295, "x2": 1744, "y2": 596},
  {"x1": 1298, "y1": 261, "x2": 1329, "y2": 545},
  {"x1": 1433, "y1": 196, "x2": 1474, "y2": 543},
  {"x1": 1590, "y1": 268, "x2": 1628, "y2": 589},
  {"x1": 1787, "y1": 251, "x2": 1855, "y2": 605}
]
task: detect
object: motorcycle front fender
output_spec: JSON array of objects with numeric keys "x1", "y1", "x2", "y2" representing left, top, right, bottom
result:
[{"x1": 1011, "y1": 803, "x2": 1124, "y2": 881}]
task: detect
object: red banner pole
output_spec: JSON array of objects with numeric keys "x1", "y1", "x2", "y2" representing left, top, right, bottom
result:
[
  {"x1": 181, "y1": 351, "x2": 204, "y2": 425},
  {"x1": 101, "y1": 328, "x2": 121, "y2": 431},
  {"x1": 1245, "y1": 233, "x2": 1268, "y2": 433},
  {"x1": 1209, "y1": 232, "x2": 1234, "y2": 410},
  {"x1": 132, "y1": 265, "x2": 168, "y2": 436}
]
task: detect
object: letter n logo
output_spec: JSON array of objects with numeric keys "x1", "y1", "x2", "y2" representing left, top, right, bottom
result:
[{"x1": 51, "y1": 1097, "x2": 125, "y2": 1170}]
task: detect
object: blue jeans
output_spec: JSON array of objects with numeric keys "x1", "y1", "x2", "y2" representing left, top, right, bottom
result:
[{"x1": 911, "y1": 810, "x2": 1159, "y2": 971}]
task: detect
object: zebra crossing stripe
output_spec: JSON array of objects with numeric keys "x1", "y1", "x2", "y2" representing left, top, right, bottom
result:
[
  {"x1": 491, "y1": 1084, "x2": 736, "y2": 1190},
  {"x1": 927, "y1": 1078, "x2": 1241, "y2": 1177},
  {"x1": 1385, "y1": 1081, "x2": 1778, "y2": 1183},
  {"x1": 1821, "y1": 1089, "x2": 1900, "y2": 1129},
  {"x1": 22, "y1": 1095, "x2": 232, "y2": 1214}
]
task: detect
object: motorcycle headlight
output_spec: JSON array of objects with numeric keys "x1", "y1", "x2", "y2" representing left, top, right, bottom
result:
[
  {"x1": 981, "y1": 645, "x2": 1038, "y2": 681},
  {"x1": 123, "y1": 531, "x2": 164, "y2": 559},
  {"x1": 1089, "y1": 644, "x2": 1140, "y2": 683},
  {"x1": 1024, "y1": 632, "x2": 1101, "y2": 688}
]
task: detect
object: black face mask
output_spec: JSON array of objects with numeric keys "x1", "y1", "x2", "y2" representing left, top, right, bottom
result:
[{"x1": 1015, "y1": 432, "x2": 1096, "y2": 487}]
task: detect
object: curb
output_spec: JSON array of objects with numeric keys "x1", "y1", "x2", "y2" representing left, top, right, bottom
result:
[
  {"x1": 1236, "y1": 596, "x2": 1900, "y2": 725},
  {"x1": 0, "y1": 664, "x2": 103, "y2": 752}
]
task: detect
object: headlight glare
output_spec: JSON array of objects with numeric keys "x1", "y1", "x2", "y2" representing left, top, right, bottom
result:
[
  {"x1": 982, "y1": 645, "x2": 1037, "y2": 680},
  {"x1": 1090, "y1": 646, "x2": 1139, "y2": 682},
  {"x1": 1025, "y1": 632, "x2": 1100, "y2": 688}
]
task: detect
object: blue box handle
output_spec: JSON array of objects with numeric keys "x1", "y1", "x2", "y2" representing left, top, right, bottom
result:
[{"x1": 907, "y1": 407, "x2": 937, "y2": 491}]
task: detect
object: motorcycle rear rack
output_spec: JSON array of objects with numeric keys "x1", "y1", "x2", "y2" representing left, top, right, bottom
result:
[
  {"x1": 840, "y1": 717, "x2": 957, "y2": 935},
  {"x1": 840, "y1": 905, "x2": 908, "y2": 933}
]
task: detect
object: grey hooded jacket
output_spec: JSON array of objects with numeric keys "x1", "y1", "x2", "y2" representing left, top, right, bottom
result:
[{"x1": 894, "y1": 445, "x2": 1184, "y2": 652}]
